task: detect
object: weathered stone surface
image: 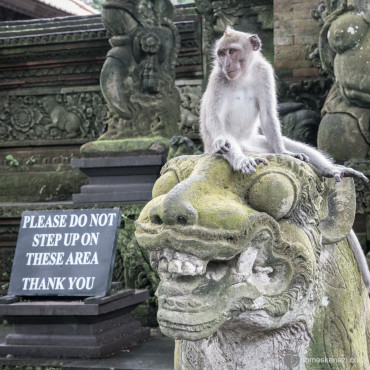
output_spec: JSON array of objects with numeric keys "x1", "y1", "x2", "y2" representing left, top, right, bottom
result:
[{"x1": 135, "y1": 154, "x2": 369, "y2": 369}]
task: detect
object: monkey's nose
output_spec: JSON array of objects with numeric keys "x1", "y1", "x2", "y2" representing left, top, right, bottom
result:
[{"x1": 149, "y1": 192, "x2": 198, "y2": 226}]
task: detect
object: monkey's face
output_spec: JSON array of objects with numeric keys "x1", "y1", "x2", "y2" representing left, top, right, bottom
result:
[
  {"x1": 217, "y1": 44, "x2": 245, "y2": 80},
  {"x1": 135, "y1": 154, "x2": 355, "y2": 341},
  {"x1": 215, "y1": 30, "x2": 262, "y2": 80}
]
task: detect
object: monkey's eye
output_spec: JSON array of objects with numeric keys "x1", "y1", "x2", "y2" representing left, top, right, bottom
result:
[
  {"x1": 229, "y1": 48, "x2": 236, "y2": 55},
  {"x1": 218, "y1": 50, "x2": 225, "y2": 57}
]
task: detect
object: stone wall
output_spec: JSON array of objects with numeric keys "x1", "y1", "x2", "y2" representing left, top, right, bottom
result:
[{"x1": 274, "y1": 0, "x2": 321, "y2": 81}]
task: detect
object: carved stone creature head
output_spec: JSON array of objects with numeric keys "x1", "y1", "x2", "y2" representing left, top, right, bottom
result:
[{"x1": 135, "y1": 154, "x2": 357, "y2": 341}]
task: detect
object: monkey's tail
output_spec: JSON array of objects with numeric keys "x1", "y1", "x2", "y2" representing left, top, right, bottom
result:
[{"x1": 347, "y1": 229, "x2": 370, "y2": 293}]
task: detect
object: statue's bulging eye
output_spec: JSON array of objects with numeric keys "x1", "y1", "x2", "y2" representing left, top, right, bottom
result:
[
  {"x1": 247, "y1": 172, "x2": 297, "y2": 220},
  {"x1": 328, "y1": 14, "x2": 367, "y2": 54},
  {"x1": 152, "y1": 170, "x2": 179, "y2": 198}
]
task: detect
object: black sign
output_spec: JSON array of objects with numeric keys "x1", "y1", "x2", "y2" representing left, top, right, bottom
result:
[{"x1": 8, "y1": 209, "x2": 121, "y2": 297}]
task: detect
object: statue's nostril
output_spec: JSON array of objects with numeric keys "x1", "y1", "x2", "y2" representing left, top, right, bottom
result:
[
  {"x1": 177, "y1": 216, "x2": 188, "y2": 225},
  {"x1": 150, "y1": 214, "x2": 163, "y2": 225}
]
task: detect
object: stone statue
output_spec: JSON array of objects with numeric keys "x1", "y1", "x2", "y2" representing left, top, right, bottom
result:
[
  {"x1": 81, "y1": 0, "x2": 180, "y2": 154},
  {"x1": 316, "y1": 1, "x2": 369, "y2": 161},
  {"x1": 314, "y1": 0, "x2": 370, "y2": 257},
  {"x1": 135, "y1": 154, "x2": 370, "y2": 369}
]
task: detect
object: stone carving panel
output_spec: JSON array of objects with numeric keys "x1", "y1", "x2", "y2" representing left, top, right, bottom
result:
[{"x1": 0, "y1": 91, "x2": 107, "y2": 145}]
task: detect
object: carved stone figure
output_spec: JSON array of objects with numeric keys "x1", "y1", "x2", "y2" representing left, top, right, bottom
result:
[
  {"x1": 82, "y1": 0, "x2": 181, "y2": 153},
  {"x1": 135, "y1": 154, "x2": 370, "y2": 369},
  {"x1": 316, "y1": 1, "x2": 370, "y2": 162},
  {"x1": 314, "y1": 0, "x2": 370, "y2": 252}
]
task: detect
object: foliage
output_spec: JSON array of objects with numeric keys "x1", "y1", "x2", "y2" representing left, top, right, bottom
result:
[{"x1": 5, "y1": 154, "x2": 19, "y2": 167}]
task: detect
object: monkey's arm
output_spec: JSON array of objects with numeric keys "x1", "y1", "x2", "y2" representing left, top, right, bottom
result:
[
  {"x1": 257, "y1": 64, "x2": 308, "y2": 162},
  {"x1": 200, "y1": 74, "x2": 230, "y2": 154}
]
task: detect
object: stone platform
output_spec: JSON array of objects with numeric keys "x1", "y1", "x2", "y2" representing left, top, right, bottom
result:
[
  {"x1": 0, "y1": 326, "x2": 174, "y2": 369},
  {"x1": 71, "y1": 155, "x2": 165, "y2": 204},
  {"x1": 0, "y1": 289, "x2": 150, "y2": 359}
]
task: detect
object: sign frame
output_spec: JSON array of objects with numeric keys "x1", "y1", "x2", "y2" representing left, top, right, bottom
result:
[{"x1": 8, "y1": 208, "x2": 121, "y2": 297}]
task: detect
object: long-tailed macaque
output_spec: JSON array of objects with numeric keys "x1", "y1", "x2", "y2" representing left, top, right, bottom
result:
[
  {"x1": 200, "y1": 26, "x2": 370, "y2": 291},
  {"x1": 200, "y1": 26, "x2": 368, "y2": 182}
]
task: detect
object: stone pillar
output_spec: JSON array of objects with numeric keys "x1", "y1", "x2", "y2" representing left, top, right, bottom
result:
[{"x1": 73, "y1": 0, "x2": 181, "y2": 203}]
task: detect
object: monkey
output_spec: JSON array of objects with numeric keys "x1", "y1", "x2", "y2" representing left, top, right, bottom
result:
[
  {"x1": 200, "y1": 26, "x2": 368, "y2": 183},
  {"x1": 199, "y1": 26, "x2": 370, "y2": 292}
]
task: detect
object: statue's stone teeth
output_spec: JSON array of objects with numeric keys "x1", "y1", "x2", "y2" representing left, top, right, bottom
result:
[
  {"x1": 165, "y1": 297, "x2": 207, "y2": 311},
  {"x1": 168, "y1": 259, "x2": 183, "y2": 273},
  {"x1": 183, "y1": 261, "x2": 197, "y2": 275},
  {"x1": 166, "y1": 298, "x2": 175, "y2": 307},
  {"x1": 158, "y1": 257, "x2": 168, "y2": 272},
  {"x1": 149, "y1": 251, "x2": 161, "y2": 268},
  {"x1": 152, "y1": 250, "x2": 208, "y2": 276}
]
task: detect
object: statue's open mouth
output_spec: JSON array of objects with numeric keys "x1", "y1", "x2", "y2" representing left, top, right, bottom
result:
[{"x1": 135, "y1": 214, "x2": 314, "y2": 340}]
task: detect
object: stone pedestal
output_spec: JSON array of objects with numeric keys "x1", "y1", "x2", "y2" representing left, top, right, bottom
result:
[
  {"x1": 71, "y1": 155, "x2": 165, "y2": 204},
  {"x1": 0, "y1": 288, "x2": 150, "y2": 359}
]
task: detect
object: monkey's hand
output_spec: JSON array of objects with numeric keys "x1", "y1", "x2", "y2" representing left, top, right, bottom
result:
[
  {"x1": 214, "y1": 138, "x2": 231, "y2": 154},
  {"x1": 236, "y1": 156, "x2": 269, "y2": 175},
  {"x1": 283, "y1": 151, "x2": 309, "y2": 162},
  {"x1": 322, "y1": 164, "x2": 369, "y2": 183}
]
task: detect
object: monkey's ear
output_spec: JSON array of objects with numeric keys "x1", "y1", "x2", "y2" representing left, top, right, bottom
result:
[{"x1": 250, "y1": 35, "x2": 261, "y2": 51}]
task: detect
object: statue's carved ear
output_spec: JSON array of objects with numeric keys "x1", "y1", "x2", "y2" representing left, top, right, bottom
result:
[
  {"x1": 319, "y1": 178, "x2": 356, "y2": 244},
  {"x1": 250, "y1": 35, "x2": 261, "y2": 51}
]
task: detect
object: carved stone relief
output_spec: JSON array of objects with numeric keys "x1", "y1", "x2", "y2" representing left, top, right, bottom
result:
[{"x1": 0, "y1": 91, "x2": 107, "y2": 145}]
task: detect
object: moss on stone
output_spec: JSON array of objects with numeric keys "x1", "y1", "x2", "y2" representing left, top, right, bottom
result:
[
  {"x1": 0, "y1": 171, "x2": 87, "y2": 203},
  {"x1": 307, "y1": 239, "x2": 369, "y2": 369},
  {"x1": 80, "y1": 136, "x2": 170, "y2": 155}
]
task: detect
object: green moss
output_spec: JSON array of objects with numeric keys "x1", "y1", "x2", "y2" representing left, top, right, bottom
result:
[
  {"x1": 0, "y1": 171, "x2": 87, "y2": 203},
  {"x1": 80, "y1": 136, "x2": 170, "y2": 155},
  {"x1": 307, "y1": 239, "x2": 369, "y2": 369}
]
